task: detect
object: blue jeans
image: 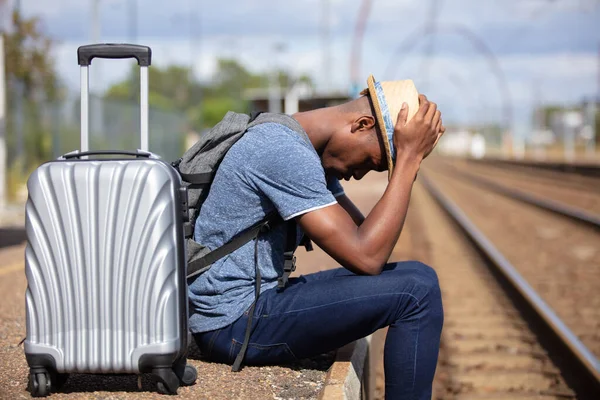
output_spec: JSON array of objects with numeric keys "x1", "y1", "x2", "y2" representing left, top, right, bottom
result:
[{"x1": 193, "y1": 261, "x2": 443, "y2": 400}]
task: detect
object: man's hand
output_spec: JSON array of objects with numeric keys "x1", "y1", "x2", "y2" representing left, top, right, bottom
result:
[
  {"x1": 392, "y1": 94, "x2": 445, "y2": 162},
  {"x1": 296, "y1": 95, "x2": 445, "y2": 276}
]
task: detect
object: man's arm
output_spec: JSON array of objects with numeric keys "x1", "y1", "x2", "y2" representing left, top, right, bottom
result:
[
  {"x1": 297, "y1": 95, "x2": 442, "y2": 276},
  {"x1": 298, "y1": 156, "x2": 419, "y2": 275},
  {"x1": 336, "y1": 194, "x2": 365, "y2": 226}
]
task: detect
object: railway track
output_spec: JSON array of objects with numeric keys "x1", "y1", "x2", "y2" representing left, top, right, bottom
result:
[
  {"x1": 425, "y1": 160, "x2": 600, "y2": 359},
  {"x1": 417, "y1": 172, "x2": 600, "y2": 398},
  {"x1": 431, "y1": 161, "x2": 600, "y2": 229},
  {"x1": 453, "y1": 158, "x2": 600, "y2": 196},
  {"x1": 438, "y1": 157, "x2": 600, "y2": 215},
  {"x1": 468, "y1": 157, "x2": 600, "y2": 178}
]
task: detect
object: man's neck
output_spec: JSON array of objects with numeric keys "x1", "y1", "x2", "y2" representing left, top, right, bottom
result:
[{"x1": 292, "y1": 108, "x2": 339, "y2": 155}]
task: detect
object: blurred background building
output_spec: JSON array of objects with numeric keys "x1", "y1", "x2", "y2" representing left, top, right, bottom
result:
[{"x1": 0, "y1": 0, "x2": 599, "y2": 205}]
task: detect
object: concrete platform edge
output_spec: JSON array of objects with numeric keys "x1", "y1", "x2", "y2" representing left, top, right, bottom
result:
[{"x1": 319, "y1": 335, "x2": 371, "y2": 400}]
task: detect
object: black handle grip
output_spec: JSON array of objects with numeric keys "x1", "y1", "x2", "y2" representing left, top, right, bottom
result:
[
  {"x1": 77, "y1": 44, "x2": 152, "y2": 66},
  {"x1": 62, "y1": 150, "x2": 152, "y2": 159}
]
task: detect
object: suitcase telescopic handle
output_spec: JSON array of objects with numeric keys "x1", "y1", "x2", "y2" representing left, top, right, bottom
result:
[
  {"x1": 77, "y1": 44, "x2": 152, "y2": 66},
  {"x1": 78, "y1": 43, "x2": 151, "y2": 154}
]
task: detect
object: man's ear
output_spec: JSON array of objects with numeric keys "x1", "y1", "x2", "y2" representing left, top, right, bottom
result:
[{"x1": 351, "y1": 115, "x2": 376, "y2": 133}]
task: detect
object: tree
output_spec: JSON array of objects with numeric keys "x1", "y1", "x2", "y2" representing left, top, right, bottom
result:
[
  {"x1": 105, "y1": 65, "x2": 199, "y2": 112},
  {"x1": 205, "y1": 59, "x2": 267, "y2": 96},
  {"x1": 2, "y1": 9, "x2": 60, "y2": 168},
  {"x1": 3, "y1": 10, "x2": 59, "y2": 102},
  {"x1": 105, "y1": 58, "x2": 315, "y2": 131}
]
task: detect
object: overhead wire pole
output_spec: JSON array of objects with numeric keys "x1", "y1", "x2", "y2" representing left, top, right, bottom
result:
[
  {"x1": 13, "y1": 0, "x2": 24, "y2": 170},
  {"x1": 129, "y1": 0, "x2": 138, "y2": 141},
  {"x1": 532, "y1": 79, "x2": 545, "y2": 159},
  {"x1": 0, "y1": 29, "x2": 6, "y2": 208},
  {"x1": 595, "y1": 42, "x2": 599, "y2": 156},
  {"x1": 92, "y1": 0, "x2": 101, "y2": 44},
  {"x1": 419, "y1": 0, "x2": 442, "y2": 92},
  {"x1": 585, "y1": 42, "x2": 600, "y2": 157},
  {"x1": 268, "y1": 43, "x2": 285, "y2": 114},
  {"x1": 349, "y1": 0, "x2": 373, "y2": 97},
  {"x1": 188, "y1": 0, "x2": 202, "y2": 135},
  {"x1": 0, "y1": 0, "x2": 7, "y2": 207},
  {"x1": 91, "y1": 0, "x2": 104, "y2": 142},
  {"x1": 188, "y1": 0, "x2": 199, "y2": 83},
  {"x1": 321, "y1": 0, "x2": 332, "y2": 92},
  {"x1": 129, "y1": 0, "x2": 138, "y2": 44},
  {"x1": 129, "y1": 0, "x2": 138, "y2": 91}
]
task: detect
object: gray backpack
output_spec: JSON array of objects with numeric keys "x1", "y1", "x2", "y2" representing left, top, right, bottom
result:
[
  {"x1": 173, "y1": 111, "x2": 311, "y2": 280},
  {"x1": 172, "y1": 111, "x2": 312, "y2": 371}
]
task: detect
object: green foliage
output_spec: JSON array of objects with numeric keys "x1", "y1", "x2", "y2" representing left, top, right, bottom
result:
[
  {"x1": 148, "y1": 92, "x2": 177, "y2": 112},
  {"x1": 3, "y1": 10, "x2": 59, "y2": 101},
  {"x1": 104, "y1": 58, "x2": 315, "y2": 131},
  {"x1": 106, "y1": 65, "x2": 195, "y2": 110},
  {"x1": 207, "y1": 59, "x2": 267, "y2": 96},
  {"x1": 4, "y1": 99, "x2": 54, "y2": 167},
  {"x1": 190, "y1": 97, "x2": 246, "y2": 128},
  {"x1": 2, "y1": 10, "x2": 61, "y2": 173}
]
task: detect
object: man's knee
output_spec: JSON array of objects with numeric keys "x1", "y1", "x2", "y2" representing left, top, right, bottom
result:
[
  {"x1": 387, "y1": 261, "x2": 442, "y2": 309},
  {"x1": 412, "y1": 262, "x2": 443, "y2": 326},
  {"x1": 387, "y1": 261, "x2": 439, "y2": 288}
]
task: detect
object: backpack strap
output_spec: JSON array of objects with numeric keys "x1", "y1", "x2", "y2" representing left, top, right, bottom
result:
[
  {"x1": 186, "y1": 212, "x2": 282, "y2": 280},
  {"x1": 232, "y1": 215, "x2": 298, "y2": 372},
  {"x1": 231, "y1": 233, "x2": 262, "y2": 372},
  {"x1": 278, "y1": 220, "x2": 297, "y2": 288},
  {"x1": 178, "y1": 172, "x2": 212, "y2": 186}
]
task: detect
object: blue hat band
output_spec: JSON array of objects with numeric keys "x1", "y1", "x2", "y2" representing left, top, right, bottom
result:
[{"x1": 373, "y1": 81, "x2": 396, "y2": 163}]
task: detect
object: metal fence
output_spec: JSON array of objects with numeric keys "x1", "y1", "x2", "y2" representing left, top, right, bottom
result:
[{"x1": 5, "y1": 92, "x2": 188, "y2": 170}]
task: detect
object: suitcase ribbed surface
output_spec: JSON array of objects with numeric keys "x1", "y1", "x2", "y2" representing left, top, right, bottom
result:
[{"x1": 24, "y1": 159, "x2": 183, "y2": 373}]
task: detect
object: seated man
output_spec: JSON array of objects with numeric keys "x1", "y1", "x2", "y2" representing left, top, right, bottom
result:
[{"x1": 188, "y1": 75, "x2": 445, "y2": 399}]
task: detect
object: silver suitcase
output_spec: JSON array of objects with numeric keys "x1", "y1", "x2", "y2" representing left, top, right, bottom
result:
[{"x1": 24, "y1": 44, "x2": 196, "y2": 397}]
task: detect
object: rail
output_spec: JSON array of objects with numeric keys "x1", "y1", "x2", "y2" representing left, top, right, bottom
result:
[
  {"x1": 470, "y1": 157, "x2": 600, "y2": 177},
  {"x1": 438, "y1": 166, "x2": 600, "y2": 230},
  {"x1": 421, "y1": 173, "x2": 600, "y2": 395}
]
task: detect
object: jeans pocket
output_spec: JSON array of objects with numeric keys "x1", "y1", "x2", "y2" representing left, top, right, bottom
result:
[{"x1": 229, "y1": 339, "x2": 297, "y2": 365}]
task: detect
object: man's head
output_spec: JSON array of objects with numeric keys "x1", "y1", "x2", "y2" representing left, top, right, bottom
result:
[
  {"x1": 310, "y1": 76, "x2": 419, "y2": 181},
  {"x1": 319, "y1": 95, "x2": 386, "y2": 182}
]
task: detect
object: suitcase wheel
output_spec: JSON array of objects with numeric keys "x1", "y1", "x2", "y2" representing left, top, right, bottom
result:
[
  {"x1": 153, "y1": 362, "x2": 197, "y2": 394},
  {"x1": 179, "y1": 364, "x2": 198, "y2": 386},
  {"x1": 153, "y1": 367, "x2": 180, "y2": 395},
  {"x1": 156, "y1": 382, "x2": 174, "y2": 395},
  {"x1": 29, "y1": 371, "x2": 50, "y2": 397}
]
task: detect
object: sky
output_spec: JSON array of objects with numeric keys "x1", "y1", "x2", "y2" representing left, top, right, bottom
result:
[{"x1": 4, "y1": 0, "x2": 600, "y2": 135}]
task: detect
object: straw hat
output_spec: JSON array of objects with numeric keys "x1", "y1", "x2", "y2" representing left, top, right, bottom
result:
[{"x1": 361, "y1": 75, "x2": 419, "y2": 179}]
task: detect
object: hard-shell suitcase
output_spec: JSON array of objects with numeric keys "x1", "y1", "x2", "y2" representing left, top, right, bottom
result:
[{"x1": 23, "y1": 44, "x2": 197, "y2": 397}]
